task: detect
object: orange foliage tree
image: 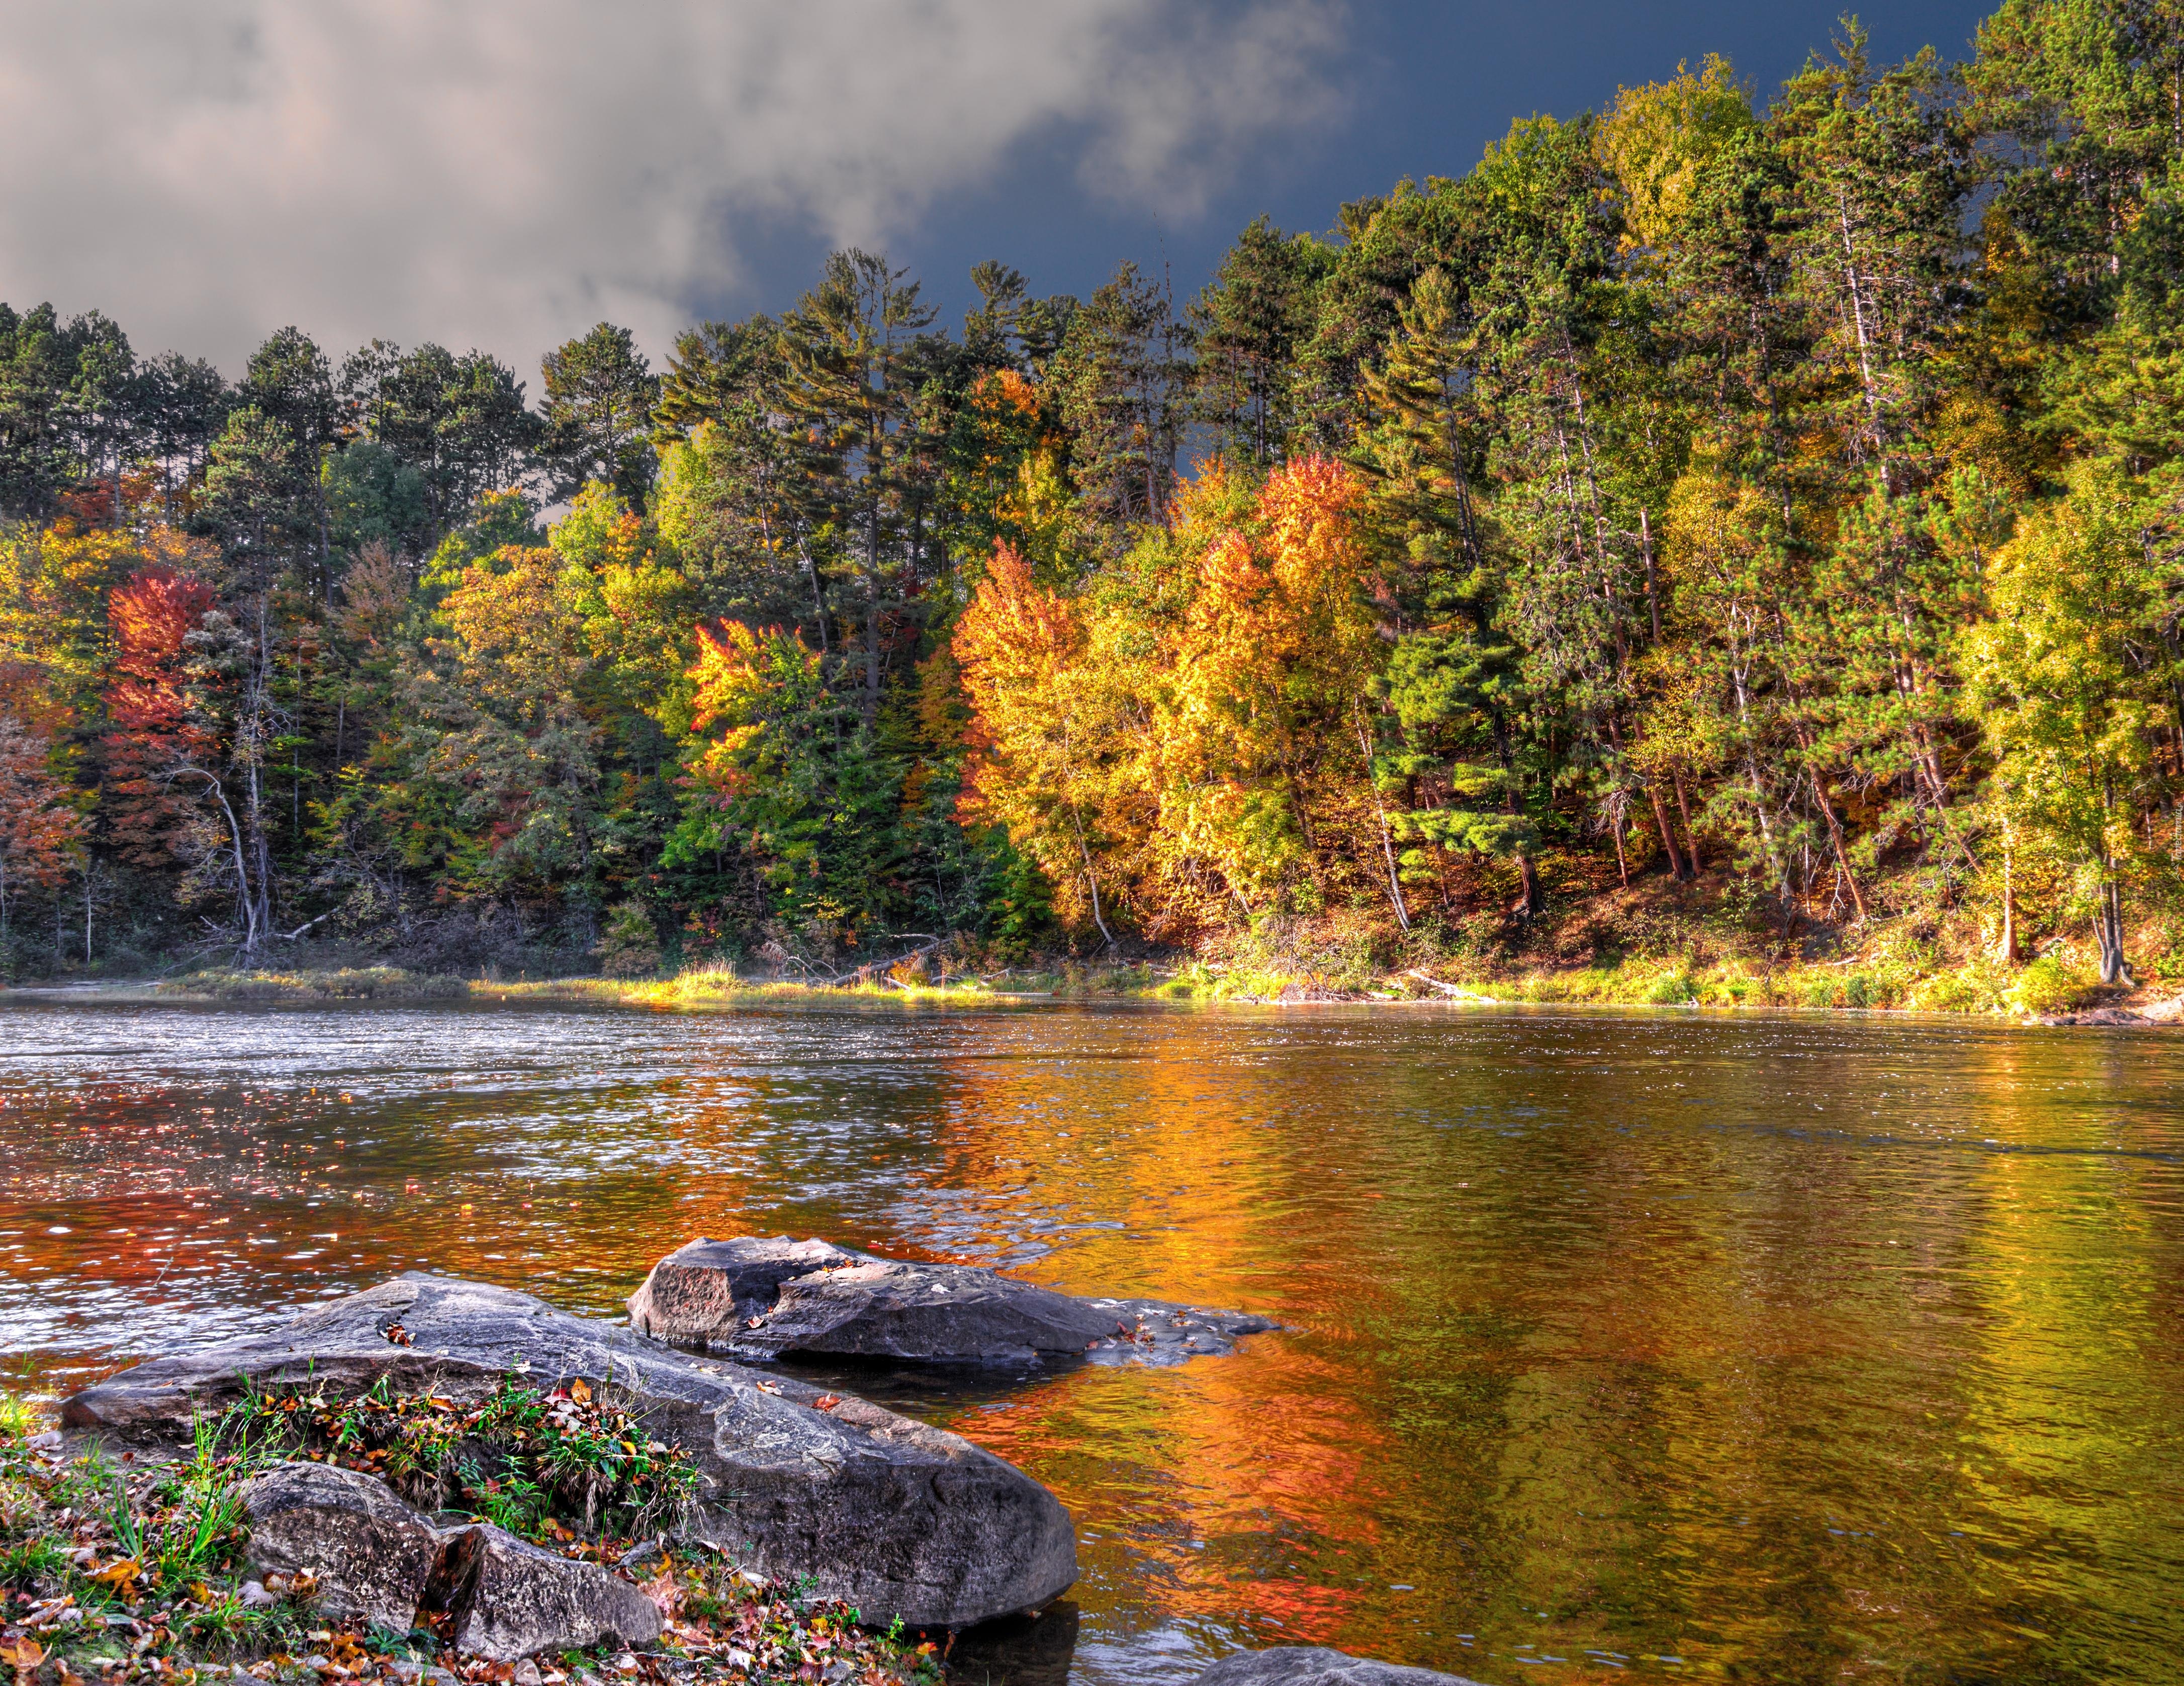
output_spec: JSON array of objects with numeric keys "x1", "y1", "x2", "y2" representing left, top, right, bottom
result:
[{"x1": 956, "y1": 456, "x2": 1404, "y2": 943}]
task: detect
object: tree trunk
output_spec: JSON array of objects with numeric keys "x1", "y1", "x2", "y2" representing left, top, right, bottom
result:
[
  {"x1": 2095, "y1": 877, "x2": 2133, "y2": 987},
  {"x1": 1356, "y1": 716, "x2": 1410, "y2": 933},
  {"x1": 1673, "y1": 772, "x2": 1702, "y2": 873},
  {"x1": 1996, "y1": 832, "x2": 2018, "y2": 963},
  {"x1": 1068, "y1": 802, "x2": 1115, "y2": 949},
  {"x1": 1646, "y1": 780, "x2": 1687, "y2": 880}
]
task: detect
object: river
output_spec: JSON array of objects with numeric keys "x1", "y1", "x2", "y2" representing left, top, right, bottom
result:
[{"x1": 0, "y1": 996, "x2": 2178, "y2": 1685}]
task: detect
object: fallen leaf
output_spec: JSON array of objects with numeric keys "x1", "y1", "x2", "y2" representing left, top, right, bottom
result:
[
  {"x1": 569, "y1": 1378, "x2": 592, "y2": 1403},
  {"x1": 754, "y1": 1380, "x2": 782, "y2": 1396},
  {"x1": 810, "y1": 1395, "x2": 841, "y2": 1412}
]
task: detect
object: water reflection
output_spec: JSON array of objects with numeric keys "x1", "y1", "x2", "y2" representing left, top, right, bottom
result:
[{"x1": 2, "y1": 998, "x2": 2180, "y2": 1685}]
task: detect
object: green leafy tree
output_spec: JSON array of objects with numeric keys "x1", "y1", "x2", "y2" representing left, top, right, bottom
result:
[
  {"x1": 540, "y1": 323, "x2": 659, "y2": 504},
  {"x1": 1964, "y1": 465, "x2": 2167, "y2": 983}
]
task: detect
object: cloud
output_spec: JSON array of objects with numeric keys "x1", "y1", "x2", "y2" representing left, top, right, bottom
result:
[{"x1": 0, "y1": 1, "x2": 1348, "y2": 377}]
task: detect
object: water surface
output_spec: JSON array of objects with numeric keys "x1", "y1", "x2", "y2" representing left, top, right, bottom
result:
[{"x1": 1, "y1": 997, "x2": 2178, "y2": 1686}]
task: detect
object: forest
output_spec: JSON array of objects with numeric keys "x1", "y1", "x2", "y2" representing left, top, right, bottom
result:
[{"x1": 3, "y1": 0, "x2": 2182, "y2": 1002}]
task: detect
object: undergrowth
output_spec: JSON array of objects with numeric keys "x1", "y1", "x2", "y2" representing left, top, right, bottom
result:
[
  {"x1": 151, "y1": 968, "x2": 470, "y2": 1004},
  {"x1": 0, "y1": 1391, "x2": 942, "y2": 1686},
  {"x1": 225, "y1": 1375, "x2": 699, "y2": 1542}
]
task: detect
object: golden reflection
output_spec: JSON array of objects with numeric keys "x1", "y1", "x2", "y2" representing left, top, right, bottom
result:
[{"x1": 1, "y1": 1004, "x2": 2181, "y2": 1682}]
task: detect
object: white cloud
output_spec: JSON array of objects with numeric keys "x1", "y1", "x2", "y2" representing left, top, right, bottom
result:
[{"x1": 0, "y1": 1, "x2": 1347, "y2": 376}]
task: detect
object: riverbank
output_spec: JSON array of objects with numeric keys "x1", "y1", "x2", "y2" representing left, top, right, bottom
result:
[
  {"x1": 25, "y1": 952, "x2": 2168, "y2": 1025},
  {"x1": 10, "y1": 864, "x2": 2184, "y2": 1024}
]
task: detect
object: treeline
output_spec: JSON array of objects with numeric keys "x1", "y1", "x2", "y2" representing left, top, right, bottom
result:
[{"x1": 4, "y1": 3, "x2": 2184, "y2": 985}]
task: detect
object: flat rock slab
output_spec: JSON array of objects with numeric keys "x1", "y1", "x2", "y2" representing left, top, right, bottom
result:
[
  {"x1": 1197, "y1": 1648, "x2": 1493, "y2": 1686},
  {"x1": 628, "y1": 1236, "x2": 1276, "y2": 1368},
  {"x1": 61, "y1": 1273, "x2": 1074, "y2": 1630}
]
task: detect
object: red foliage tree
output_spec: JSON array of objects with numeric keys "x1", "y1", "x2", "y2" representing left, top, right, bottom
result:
[{"x1": 100, "y1": 566, "x2": 215, "y2": 870}]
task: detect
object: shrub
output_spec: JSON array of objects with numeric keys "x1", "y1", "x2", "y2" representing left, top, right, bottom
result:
[
  {"x1": 2006, "y1": 955, "x2": 2091, "y2": 1017},
  {"x1": 593, "y1": 901, "x2": 663, "y2": 979},
  {"x1": 1644, "y1": 968, "x2": 1697, "y2": 1005}
]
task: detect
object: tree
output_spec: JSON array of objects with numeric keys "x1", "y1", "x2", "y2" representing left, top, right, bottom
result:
[
  {"x1": 0, "y1": 711, "x2": 82, "y2": 948},
  {"x1": 1354, "y1": 264, "x2": 1541, "y2": 909},
  {"x1": 100, "y1": 565, "x2": 216, "y2": 872},
  {"x1": 1965, "y1": 466, "x2": 2165, "y2": 985},
  {"x1": 133, "y1": 351, "x2": 231, "y2": 521},
  {"x1": 675, "y1": 619, "x2": 904, "y2": 943},
  {"x1": 343, "y1": 341, "x2": 536, "y2": 535},
  {"x1": 540, "y1": 323, "x2": 659, "y2": 504},
  {"x1": 777, "y1": 250, "x2": 941, "y2": 722},
  {"x1": 1192, "y1": 216, "x2": 1329, "y2": 467},
  {"x1": 953, "y1": 541, "x2": 1131, "y2": 943},
  {"x1": 1049, "y1": 262, "x2": 1193, "y2": 532}
]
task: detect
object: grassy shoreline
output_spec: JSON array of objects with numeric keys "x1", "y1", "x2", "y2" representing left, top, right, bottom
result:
[{"x1": 19, "y1": 951, "x2": 2175, "y2": 1025}]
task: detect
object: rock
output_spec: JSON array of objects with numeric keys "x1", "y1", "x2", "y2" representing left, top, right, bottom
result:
[
  {"x1": 616, "y1": 1539, "x2": 667, "y2": 1575},
  {"x1": 627, "y1": 1236, "x2": 1276, "y2": 1368},
  {"x1": 428, "y1": 1523, "x2": 662, "y2": 1663},
  {"x1": 2039, "y1": 1006, "x2": 2148, "y2": 1026},
  {"x1": 626, "y1": 1236, "x2": 858, "y2": 1336},
  {"x1": 61, "y1": 1272, "x2": 1073, "y2": 1630},
  {"x1": 1196, "y1": 1648, "x2": 1492, "y2": 1686},
  {"x1": 238, "y1": 1463, "x2": 441, "y2": 1632}
]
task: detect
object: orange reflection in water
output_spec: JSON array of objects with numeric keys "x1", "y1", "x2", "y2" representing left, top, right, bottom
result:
[{"x1": 4, "y1": 1000, "x2": 2184, "y2": 1686}]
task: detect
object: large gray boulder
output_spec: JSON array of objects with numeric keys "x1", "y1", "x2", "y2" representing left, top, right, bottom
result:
[
  {"x1": 431, "y1": 1522, "x2": 662, "y2": 1662},
  {"x1": 238, "y1": 1462, "x2": 441, "y2": 1632},
  {"x1": 236, "y1": 1462, "x2": 660, "y2": 1659},
  {"x1": 60, "y1": 1273, "x2": 1074, "y2": 1629},
  {"x1": 627, "y1": 1236, "x2": 1276, "y2": 1367},
  {"x1": 1197, "y1": 1649, "x2": 1492, "y2": 1686}
]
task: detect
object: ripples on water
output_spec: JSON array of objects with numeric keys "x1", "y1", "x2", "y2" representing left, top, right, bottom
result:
[{"x1": 1, "y1": 996, "x2": 2179, "y2": 1686}]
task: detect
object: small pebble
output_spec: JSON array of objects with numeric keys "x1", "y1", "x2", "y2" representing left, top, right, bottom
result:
[{"x1": 512, "y1": 1663, "x2": 542, "y2": 1686}]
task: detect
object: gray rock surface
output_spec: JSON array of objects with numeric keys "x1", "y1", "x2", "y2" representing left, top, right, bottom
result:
[
  {"x1": 61, "y1": 1273, "x2": 1074, "y2": 1629},
  {"x1": 238, "y1": 1462, "x2": 440, "y2": 1632},
  {"x1": 1196, "y1": 1648, "x2": 1492, "y2": 1686},
  {"x1": 627, "y1": 1236, "x2": 1276, "y2": 1367},
  {"x1": 430, "y1": 1522, "x2": 662, "y2": 1662}
]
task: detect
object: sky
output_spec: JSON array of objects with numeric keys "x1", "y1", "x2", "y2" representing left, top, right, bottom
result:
[{"x1": 0, "y1": 1, "x2": 1997, "y2": 383}]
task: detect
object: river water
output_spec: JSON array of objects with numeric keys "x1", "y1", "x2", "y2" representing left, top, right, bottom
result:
[{"x1": 0, "y1": 997, "x2": 2178, "y2": 1685}]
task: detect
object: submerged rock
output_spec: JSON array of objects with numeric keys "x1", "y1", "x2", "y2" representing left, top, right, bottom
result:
[
  {"x1": 60, "y1": 1273, "x2": 1074, "y2": 1629},
  {"x1": 238, "y1": 1462, "x2": 441, "y2": 1633},
  {"x1": 429, "y1": 1521, "x2": 662, "y2": 1662},
  {"x1": 1196, "y1": 1648, "x2": 1491, "y2": 1686},
  {"x1": 627, "y1": 1236, "x2": 1276, "y2": 1368}
]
